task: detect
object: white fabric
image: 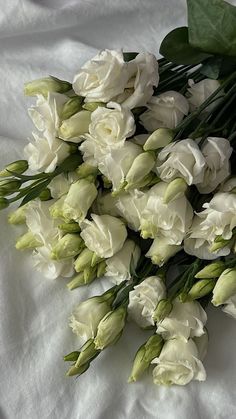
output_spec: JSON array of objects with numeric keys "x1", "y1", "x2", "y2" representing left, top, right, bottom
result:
[{"x1": 1, "y1": 1, "x2": 236, "y2": 418}]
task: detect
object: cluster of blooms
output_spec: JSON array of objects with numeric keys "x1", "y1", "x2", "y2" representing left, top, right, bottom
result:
[{"x1": 1, "y1": 49, "x2": 236, "y2": 386}]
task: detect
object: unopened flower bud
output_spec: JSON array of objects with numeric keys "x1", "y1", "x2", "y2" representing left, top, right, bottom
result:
[
  {"x1": 82, "y1": 102, "x2": 106, "y2": 112},
  {"x1": 188, "y1": 279, "x2": 216, "y2": 300},
  {"x1": 66, "y1": 362, "x2": 90, "y2": 377},
  {"x1": 0, "y1": 197, "x2": 9, "y2": 210},
  {"x1": 61, "y1": 96, "x2": 83, "y2": 120},
  {"x1": 146, "y1": 237, "x2": 181, "y2": 266},
  {"x1": 76, "y1": 163, "x2": 98, "y2": 179},
  {"x1": 94, "y1": 306, "x2": 127, "y2": 350},
  {"x1": 209, "y1": 236, "x2": 233, "y2": 253},
  {"x1": 64, "y1": 351, "x2": 80, "y2": 362},
  {"x1": 163, "y1": 178, "x2": 188, "y2": 204},
  {"x1": 0, "y1": 160, "x2": 28, "y2": 177},
  {"x1": 8, "y1": 205, "x2": 27, "y2": 225},
  {"x1": 195, "y1": 261, "x2": 225, "y2": 279},
  {"x1": 74, "y1": 248, "x2": 93, "y2": 272},
  {"x1": 39, "y1": 188, "x2": 52, "y2": 201},
  {"x1": 128, "y1": 334, "x2": 164, "y2": 382},
  {"x1": 63, "y1": 179, "x2": 98, "y2": 222},
  {"x1": 0, "y1": 179, "x2": 21, "y2": 196},
  {"x1": 49, "y1": 195, "x2": 66, "y2": 219},
  {"x1": 212, "y1": 268, "x2": 236, "y2": 306},
  {"x1": 59, "y1": 110, "x2": 91, "y2": 143},
  {"x1": 58, "y1": 221, "x2": 81, "y2": 234},
  {"x1": 125, "y1": 152, "x2": 155, "y2": 188},
  {"x1": 75, "y1": 339, "x2": 100, "y2": 368},
  {"x1": 15, "y1": 231, "x2": 42, "y2": 250},
  {"x1": 83, "y1": 265, "x2": 97, "y2": 284},
  {"x1": 152, "y1": 299, "x2": 172, "y2": 323},
  {"x1": 91, "y1": 252, "x2": 103, "y2": 268},
  {"x1": 96, "y1": 260, "x2": 106, "y2": 277},
  {"x1": 102, "y1": 175, "x2": 112, "y2": 189},
  {"x1": 24, "y1": 76, "x2": 71, "y2": 97},
  {"x1": 51, "y1": 234, "x2": 83, "y2": 260},
  {"x1": 143, "y1": 128, "x2": 174, "y2": 151},
  {"x1": 67, "y1": 272, "x2": 85, "y2": 290}
]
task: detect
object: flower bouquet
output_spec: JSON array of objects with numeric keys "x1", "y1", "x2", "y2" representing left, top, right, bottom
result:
[{"x1": 1, "y1": 0, "x2": 236, "y2": 387}]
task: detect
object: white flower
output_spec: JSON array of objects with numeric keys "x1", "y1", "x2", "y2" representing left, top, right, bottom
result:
[
  {"x1": 92, "y1": 192, "x2": 120, "y2": 217},
  {"x1": 156, "y1": 298, "x2": 207, "y2": 341},
  {"x1": 28, "y1": 92, "x2": 68, "y2": 136},
  {"x1": 222, "y1": 295, "x2": 236, "y2": 319},
  {"x1": 73, "y1": 49, "x2": 129, "y2": 103},
  {"x1": 80, "y1": 214, "x2": 127, "y2": 258},
  {"x1": 128, "y1": 276, "x2": 166, "y2": 328},
  {"x1": 146, "y1": 236, "x2": 181, "y2": 266},
  {"x1": 105, "y1": 239, "x2": 141, "y2": 284},
  {"x1": 59, "y1": 110, "x2": 91, "y2": 143},
  {"x1": 197, "y1": 137, "x2": 232, "y2": 194},
  {"x1": 187, "y1": 78, "x2": 221, "y2": 111},
  {"x1": 212, "y1": 268, "x2": 236, "y2": 307},
  {"x1": 116, "y1": 189, "x2": 148, "y2": 231},
  {"x1": 140, "y1": 91, "x2": 189, "y2": 132},
  {"x1": 140, "y1": 182, "x2": 193, "y2": 243},
  {"x1": 220, "y1": 176, "x2": 236, "y2": 193},
  {"x1": 117, "y1": 52, "x2": 159, "y2": 109},
  {"x1": 69, "y1": 295, "x2": 113, "y2": 341},
  {"x1": 85, "y1": 102, "x2": 135, "y2": 148},
  {"x1": 152, "y1": 338, "x2": 206, "y2": 386},
  {"x1": 32, "y1": 244, "x2": 74, "y2": 279},
  {"x1": 62, "y1": 179, "x2": 98, "y2": 222},
  {"x1": 48, "y1": 172, "x2": 79, "y2": 199},
  {"x1": 24, "y1": 132, "x2": 70, "y2": 173},
  {"x1": 156, "y1": 139, "x2": 206, "y2": 185},
  {"x1": 184, "y1": 192, "x2": 236, "y2": 259}
]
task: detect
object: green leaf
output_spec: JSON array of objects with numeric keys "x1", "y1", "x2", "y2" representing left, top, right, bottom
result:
[
  {"x1": 123, "y1": 52, "x2": 138, "y2": 62},
  {"x1": 55, "y1": 153, "x2": 83, "y2": 174},
  {"x1": 187, "y1": 0, "x2": 236, "y2": 57},
  {"x1": 19, "y1": 179, "x2": 51, "y2": 207},
  {"x1": 159, "y1": 27, "x2": 211, "y2": 65},
  {"x1": 200, "y1": 57, "x2": 223, "y2": 79}
]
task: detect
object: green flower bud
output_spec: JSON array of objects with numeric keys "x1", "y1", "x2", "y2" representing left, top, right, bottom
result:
[
  {"x1": 0, "y1": 160, "x2": 28, "y2": 177},
  {"x1": 24, "y1": 76, "x2": 71, "y2": 97},
  {"x1": 74, "y1": 248, "x2": 93, "y2": 272},
  {"x1": 188, "y1": 279, "x2": 216, "y2": 300},
  {"x1": 59, "y1": 110, "x2": 91, "y2": 142},
  {"x1": 94, "y1": 306, "x2": 127, "y2": 350},
  {"x1": 125, "y1": 152, "x2": 155, "y2": 189},
  {"x1": 67, "y1": 272, "x2": 85, "y2": 290},
  {"x1": 128, "y1": 334, "x2": 164, "y2": 382},
  {"x1": 143, "y1": 128, "x2": 174, "y2": 151},
  {"x1": 76, "y1": 163, "x2": 98, "y2": 179},
  {"x1": 15, "y1": 231, "x2": 43, "y2": 250},
  {"x1": 102, "y1": 175, "x2": 112, "y2": 189},
  {"x1": 0, "y1": 197, "x2": 9, "y2": 210},
  {"x1": 61, "y1": 96, "x2": 83, "y2": 120},
  {"x1": 91, "y1": 252, "x2": 103, "y2": 268},
  {"x1": 75, "y1": 339, "x2": 100, "y2": 368},
  {"x1": 96, "y1": 260, "x2": 106, "y2": 277},
  {"x1": 66, "y1": 362, "x2": 90, "y2": 377},
  {"x1": 0, "y1": 179, "x2": 21, "y2": 196},
  {"x1": 152, "y1": 299, "x2": 172, "y2": 323},
  {"x1": 64, "y1": 351, "x2": 80, "y2": 362},
  {"x1": 58, "y1": 221, "x2": 81, "y2": 233},
  {"x1": 51, "y1": 234, "x2": 83, "y2": 260},
  {"x1": 49, "y1": 195, "x2": 66, "y2": 219},
  {"x1": 83, "y1": 266, "x2": 97, "y2": 284},
  {"x1": 39, "y1": 188, "x2": 52, "y2": 201},
  {"x1": 163, "y1": 178, "x2": 188, "y2": 204},
  {"x1": 82, "y1": 102, "x2": 106, "y2": 112},
  {"x1": 212, "y1": 268, "x2": 236, "y2": 306},
  {"x1": 8, "y1": 205, "x2": 27, "y2": 225},
  {"x1": 195, "y1": 261, "x2": 226, "y2": 279}
]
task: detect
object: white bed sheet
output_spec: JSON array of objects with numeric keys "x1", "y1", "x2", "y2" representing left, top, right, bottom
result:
[{"x1": 0, "y1": 1, "x2": 236, "y2": 418}]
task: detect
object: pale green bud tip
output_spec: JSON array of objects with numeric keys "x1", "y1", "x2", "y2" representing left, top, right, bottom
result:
[
  {"x1": 125, "y1": 152, "x2": 156, "y2": 188},
  {"x1": 24, "y1": 76, "x2": 72, "y2": 97},
  {"x1": 64, "y1": 351, "x2": 80, "y2": 362},
  {"x1": 0, "y1": 197, "x2": 9, "y2": 210},
  {"x1": 96, "y1": 260, "x2": 106, "y2": 277},
  {"x1": 210, "y1": 236, "x2": 232, "y2": 253},
  {"x1": 195, "y1": 261, "x2": 225, "y2": 279},
  {"x1": 8, "y1": 206, "x2": 26, "y2": 225},
  {"x1": 58, "y1": 221, "x2": 81, "y2": 233},
  {"x1": 66, "y1": 362, "x2": 89, "y2": 377},
  {"x1": 0, "y1": 179, "x2": 21, "y2": 196},
  {"x1": 83, "y1": 266, "x2": 97, "y2": 284},
  {"x1": 153, "y1": 299, "x2": 172, "y2": 323},
  {"x1": 50, "y1": 234, "x2": 83, "y2": 260},
  {"x1": 61, "y1": 96, "x2": 83, "y2": 120},
  {"x1": 82, "y1": 102, "x2": 106, "y2": 112},
  {"x1": 163, "y1": 178, "x2": 188, "y2": 204},
  {"x1": 143, "y1": 128, "x2": 174, "y2": 151},
  {"x1": 15, "y1": 231, "x2": 42, "y2": 250},
  {"x1": 91, "y1": 252, "x2": 103, "y2": 268},
  {"x1": 67, "y1": 273, "x2": 85, "y2": 290},
  {"x1": 74, "y1": 248, "x2": 93, "y2": 272},
  {"x1": 76, "y1": 163, "x2": 98, "y2": 179},
  {"x1": 188, "y1": 279, "x2": 216, "y2": 300},
  {"x1": 59, "y1": 110, "x2": 91, "y2": 140},
  {"x1": 0, "y1": 160, "x2": 28, "y2": 177},
  {"x1": 212, "y1": 268, "x2": 236, "y2": 306},
  {"x1": 75, "y1": 339, "x2": 99, "y2": 368},
  {"x1": 94, "y1": 307, "x2": 127, "y2": 350},
  {"x1": 39, "y1": 188, "x2": 52, "y2": 201}
]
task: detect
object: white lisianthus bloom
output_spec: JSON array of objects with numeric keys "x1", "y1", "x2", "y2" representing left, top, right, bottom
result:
[
  {"x1": 156, "y1": 298, "x2": 207, "y2": 341},
  {"x1": 146, "y1": 236, "x2": 181, "y2": 266},
  {"x1": 28, "y1": 92, "x2": 68, "y2": 136},
  {"x1": 156, "y1": 139, "x2": 206, "y2": 185},
  {"x1": 92, "y1": 192, "x2": 120, "y2": 217},
  {"x1": 73, "y1": 50, "x2": 129, "y2": 102},
  {"x1": 197, "y1": 137, "x2": 232, "y2": 194},
  {"x1": 220, "y1": 176, "x2": 236, "y2": 193},
  {"x1": 184, "y1": 192, "x2": 236, "y2": 260},
  {"x1": 187, "y1": 78, "x2": 221, "y2": 112},
  {"x1": 116, "y1": 189, "x2": 148, "y2": 231},
  {"x1": 48, "y1": 172, "x2": 79, "y2": 199},
  {"x1": 140, "y1": 182, "x2": 193, "y2": 243},
  {"x1": 62, "y1": 179, "x2": 98, "y2": 222},
  {"x1": 85, "y1": 102, "x2": 135, "y2": 149},
  {"x1": 139, "y1": 91, "x2": 189, "y2": 132},
  {"x1": 222, "y1": 295, "x2": 236, "y2": 319},
  {"x1": 116, "y1": 52, "x2": 159, "y2": 109},
  {"x1": 105, "y1": 239, "x2": 141, "y2": 284},
  {"x1": 128, "y1": 276, "x2": 166, "y2": 328},
  {"x1": 152, "y1": 338, "x2": 206, "y2": 386},
  {"x1": 32, "y1": 245, "x2": 74, "y2": 279},
  {"x1": 80, "y1": 214, "x2": 127, "y2": 258},
  {"x1": 24, "y1": 132, "x2": 70, "y2": 173},
  {"x1": 69, "y1": 294, "x2": 113, "y2": 341}
]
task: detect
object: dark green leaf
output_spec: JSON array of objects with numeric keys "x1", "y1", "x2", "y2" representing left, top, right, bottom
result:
[
  {"x1": 123, "y1": 52, "x2": 138, "y2": 62},
  {"x1": 55, "y1": 153, "x2": 83, "y2": 174},
  {"x1": 187, "y1": 0, "x2": 236, "y2": 57},
  {"x1": 200, "y1": 57, "x2": 222, "y2": 79},
  {"x1": 19, "y1": 179, "x2": 51, "y2": 207},
  {"x1": 159, "y1": 27, "x2": 211, "y2": 65}
]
